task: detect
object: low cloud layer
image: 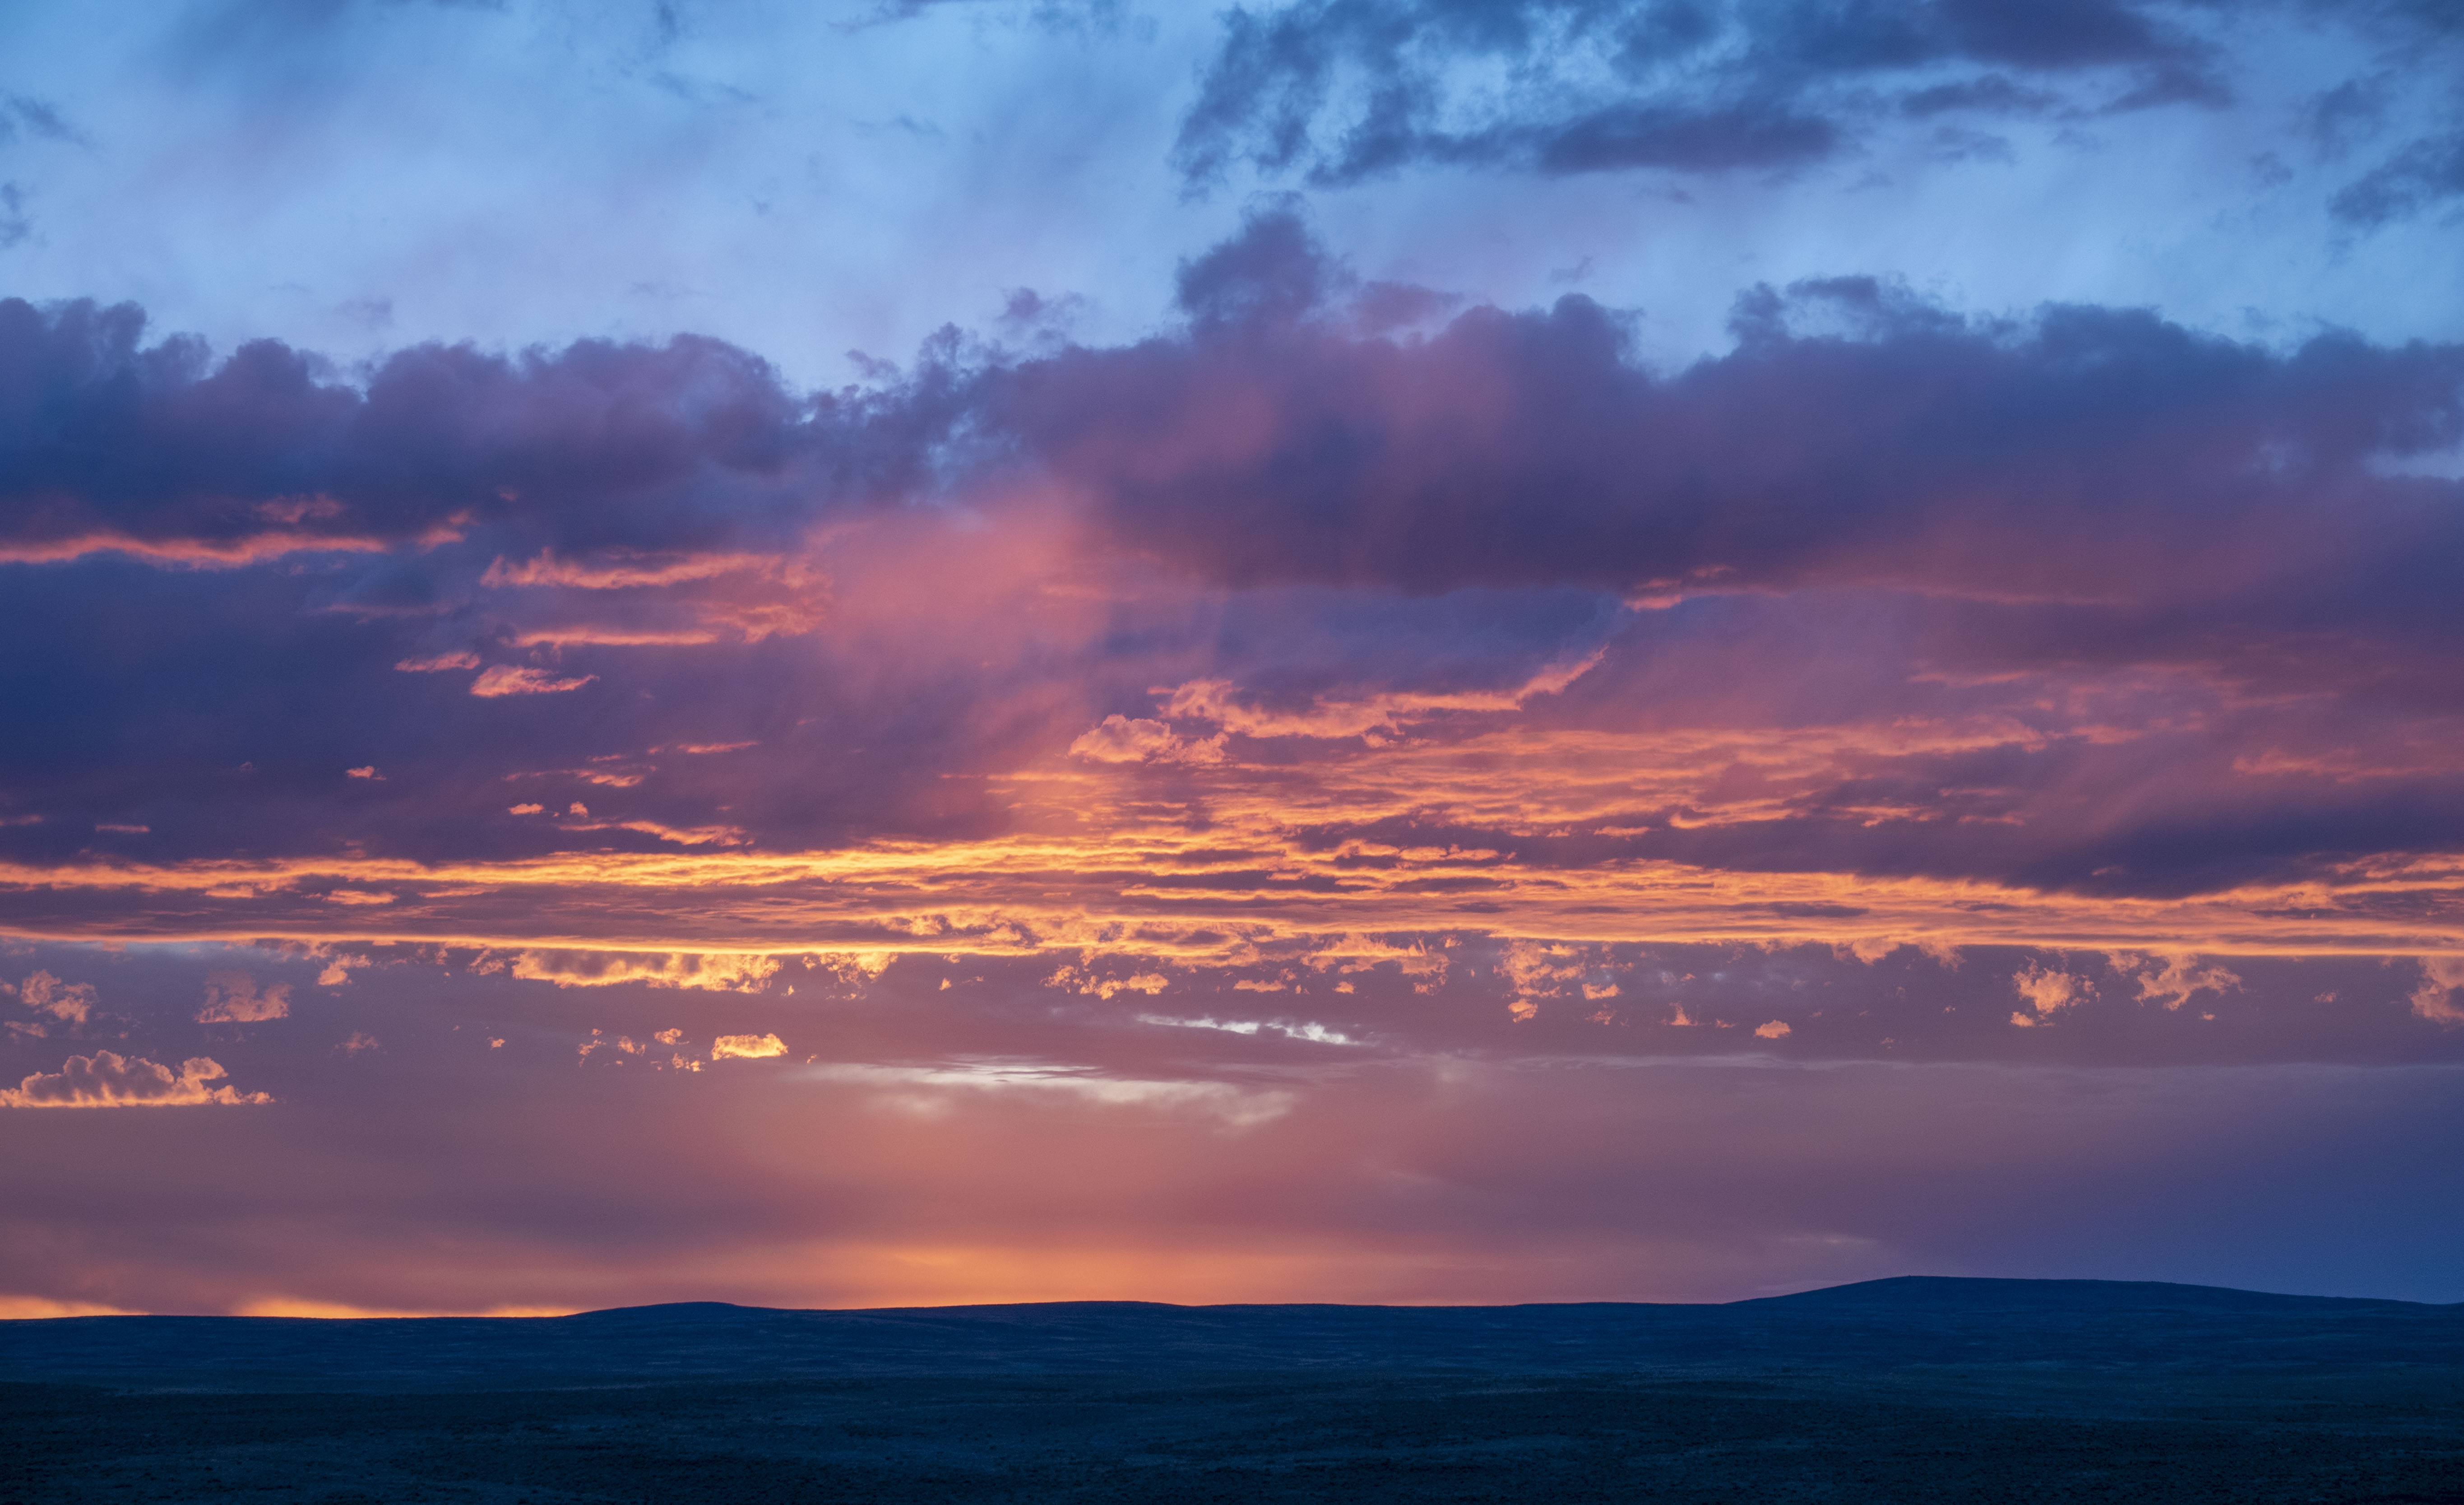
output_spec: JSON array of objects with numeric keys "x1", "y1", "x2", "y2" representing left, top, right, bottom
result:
[{"x1": 2, "y1": 936, "x2": 2459, "y2": 1312}]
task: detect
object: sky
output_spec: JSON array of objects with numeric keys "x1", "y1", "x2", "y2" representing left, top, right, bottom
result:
[{"x1": 5, "y1": 0, "x2": 2464, "y2": 1318}]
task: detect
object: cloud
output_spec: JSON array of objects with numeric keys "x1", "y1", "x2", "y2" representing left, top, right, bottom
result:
[
  {"x1": 0, "y1": 1051, "x2": 269, "y2": 1108},
  {"x1": 16, "y1": 971, "x2": 97, "y2": 1026},
  {"x1": 0, "y1": 299, "x2": 851, "y2": 569},
  {"x1": 501, "y1": 950, "x2": 782, "y2": 992},
  {"x1": 469, "y1": 665, "x2": 597, "y2": 697},
  {"x1": 1499, "y1": 939, "x2": 1608, "y2": 1021},
  {"x1": 395, "y1": 651, "x2": 483, "y2": 672},
  {"x1": 711, "y1": 1032, "x2": 787, "y2": 1059},
  {"x1": 1047, "y1": 964, "x2": 1172, "y2": 1000},
  {"x1": 2410, "y1": 957, "x2": 2464, "y2": 1026},
  {"x1": 8, "y1": 1003, "x2": 2461, "y2": 1310},
  {"x1": 483, "y1": 550, "x2": 774, "y2": 590},
  {"x1": 0, "y1": 94, "x2": 87, "y2": 147},
  {"x1": 2013, "y1": 960, "x2": 2094, "y2": 1019},
  {"x1": 800, "y1": 1058, "x2": 1298, "y2": 1125},
  {"x1": 1067, "y1": 715, "x2": 1224, "y2": 764},
  {"x1": 996, "y1": 214, "x2": 2464, "y2": 610},
  {"x1": 2333, "y1": 128, "x2": 2464, "y2": 227},
  {"x1": 2109, "y1": 952, "x2": 2242, "y2": 1012},
  {"x1": 1139, "y1": 1013, "x2": 1359, "y2": 1045},
  {"x1": 0, "y1": 182, "x2": 29, "y2": 251},
  {"x1": 195, "y1": 971, "x2": 292, "y2": 1023},
  {"x1": 1151, "y1": 649, "x2": 1603, "y2": 742},
  {"x1": 1171, "y1": 0, "x2": 2215, "y2": 190},
  {"x1": 6, "y1": 215, "x2": 2464, "y2": 962}
]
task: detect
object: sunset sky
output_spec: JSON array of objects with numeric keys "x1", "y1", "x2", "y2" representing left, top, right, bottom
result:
[{"x1": 5, "y1": 0, "x2": 2464, "y2": 1318}]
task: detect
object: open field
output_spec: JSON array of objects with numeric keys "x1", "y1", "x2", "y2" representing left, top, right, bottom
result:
[
  {"x1": 11, "y1": 1368, "x2": 2464, "y2": 1504},
  {"x1": 6, "y1": 1280, "x2": 2462, "y2": 1503}
]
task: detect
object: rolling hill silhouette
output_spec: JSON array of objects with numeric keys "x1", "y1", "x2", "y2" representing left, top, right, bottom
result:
[
  {"x1": 9, "y1": 1278, "x2": 2464, "y2": 1504},
  {"x1": 6, "y1": 1276, "x2": 2457, "y2": 1390}
]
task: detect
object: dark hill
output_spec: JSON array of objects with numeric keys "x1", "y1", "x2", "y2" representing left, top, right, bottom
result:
[
  {"x1": 1745, "y1": 1275, "x2": 2430, "y2": 1313},
  {"x1": 4, "y1": 1277, "x2": 2458, "y2": 1391}
]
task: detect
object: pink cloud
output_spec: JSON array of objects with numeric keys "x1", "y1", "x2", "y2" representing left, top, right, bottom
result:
[
  {"x1": 17, "y1": 971, "x2": 97, "y2": 1026},
  {"x1": 196, "y1": 972, "x2": 291, "y2": 1023},
  {"x1": 469, "y1": 665, "x2": 597, "y2": 697},
  {"x1": 2410, "y1": 957, "x2": 2464, "y2": 1026},
  {"x1": 482, "y1": 551, "x2": 772, "y2": 590}
]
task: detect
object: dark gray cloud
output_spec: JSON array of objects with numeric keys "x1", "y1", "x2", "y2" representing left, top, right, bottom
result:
[
  {"x1": 2334, "y1": 128, "x2": 2464, "y2": 226},
  {"x1": 0, "y1": 94, "x2": 86, "y2": 146},
  {"x1": 998, "y1": 214, "x2": 2464, "y2": 613},
  {"x1": 0, "y1": 296, "x2": 952, "y2": 562},
  {"x1": 1170, "y1": 0, "x2": 2219, "y2": 189}
]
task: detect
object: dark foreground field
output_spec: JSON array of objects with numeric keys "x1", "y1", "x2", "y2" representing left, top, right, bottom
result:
[{"x1": 5, "y1": 1279, "x2": 2462, "y2": 1503}]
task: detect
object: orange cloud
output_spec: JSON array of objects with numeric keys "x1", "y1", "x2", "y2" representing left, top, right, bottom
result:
[
  {"x1": 503, "y1": 948, "x2": 781, "y2": 992},
  {"x1": 477, "y1": 549, "x2": 827, "y2": 645},
  {"x1": 8, "y1": 839, "x2": 2464, "y2": 966},
  {"x1": 0, "y1": 1051, "x2": 269, "y2": 1108},
  {"x1": 0, "y1": 530, "x2": 396, "y2": 568},
  {"x1": 1046, "y1": 963, "x2": 1171, "y2": 999},
  {"x1": 470, "y1": 665, "x2": 597, "y2": 697},
  {"x1": 2012, "y1": 961, "x2": 2093, "y2": 1019},
  {"x1": 482, "y1": 551, "x2": 773, "y2": 590},
  {"x1": 712, "y1": 1032, "x2": 787, "y2": 1060},
  {"x1": 1155, "y1": 648, "x2": 1606, "y2": 743},
  {"x1": 1068, "y1": 715, "x2": 1224, "y2": 765}
]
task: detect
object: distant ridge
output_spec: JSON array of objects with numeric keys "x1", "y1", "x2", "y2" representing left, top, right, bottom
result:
[
  {"x1": 4, "y1": 1277, "x2": 2457, "y2": 1391},
  {"x1": 1740, "y1": 1275, "x2": 2442, "y2": 1313}
]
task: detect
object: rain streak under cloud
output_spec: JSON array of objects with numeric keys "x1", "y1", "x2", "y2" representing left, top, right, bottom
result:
[{"x1": 4, "y1": 0, "x2": 2464, "y2": 1317}]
